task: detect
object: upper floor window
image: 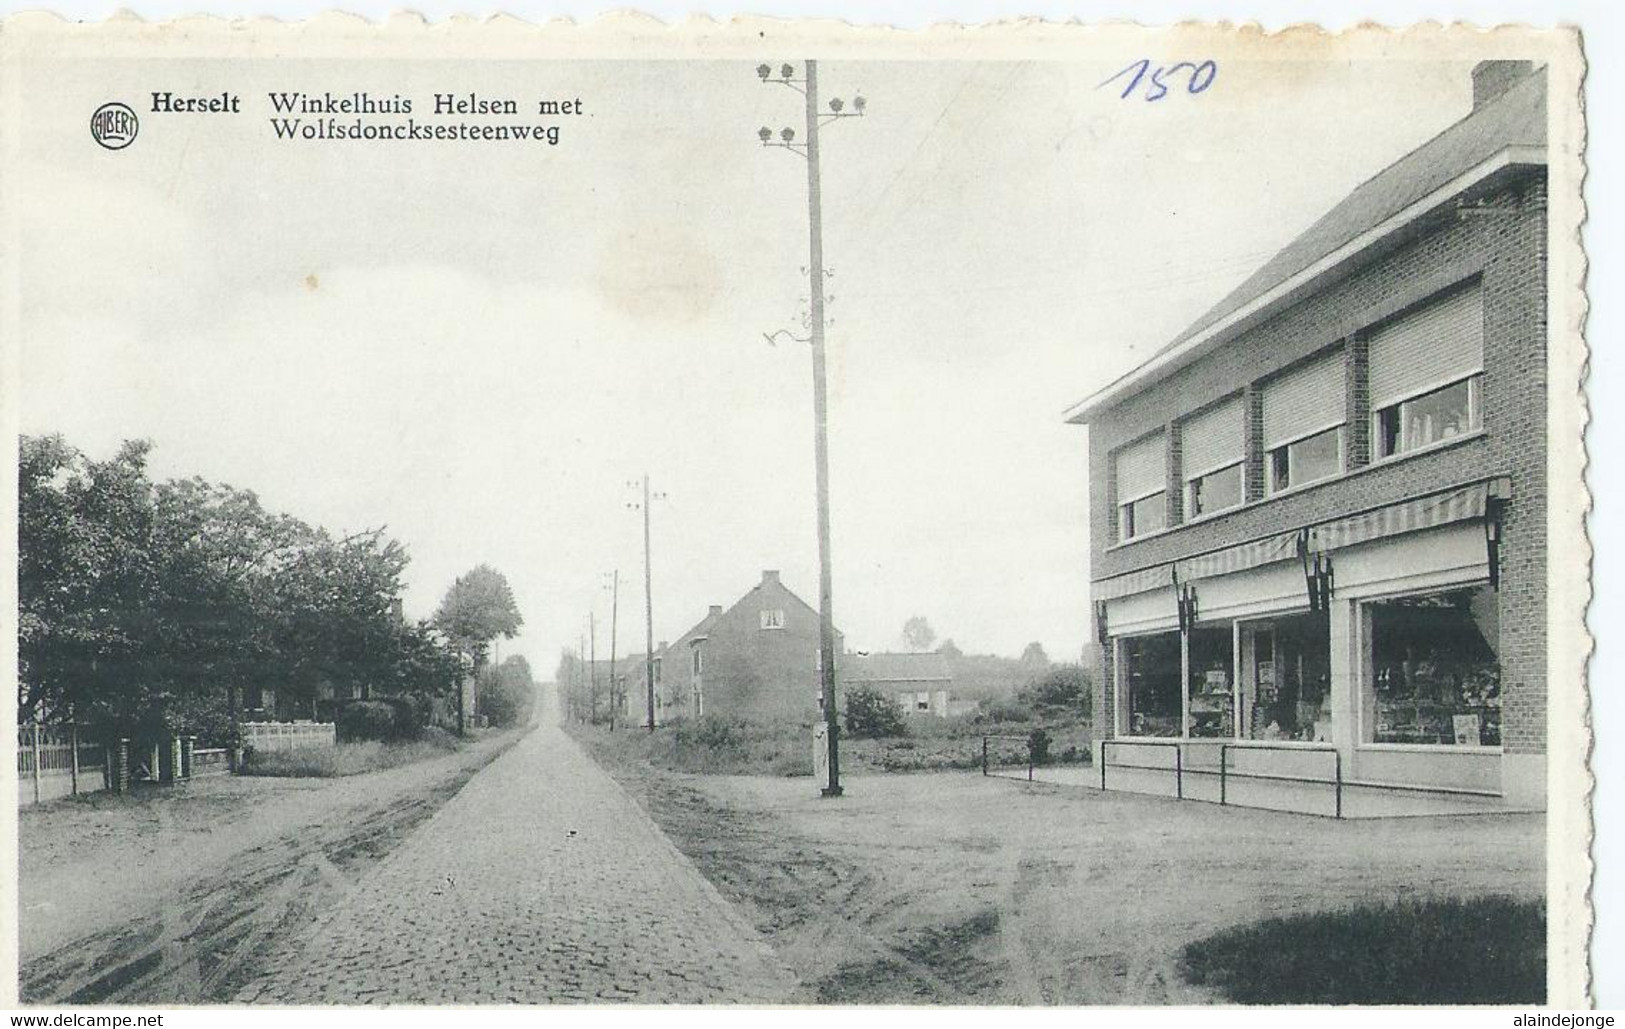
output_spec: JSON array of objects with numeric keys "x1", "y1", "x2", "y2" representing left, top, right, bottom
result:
[
  {"x1": 1369, "y1": 285, "x2": 1485, "y2": 459},
  {"x1": 692, "y1": 647, "x2": 703, "y2": 677},
  {"x1": 1114, "y1": 430, "x2": 1166, "y2": 542},
  {"x1": 1181, "y1": 396, "x2": 1245, "y2": 519},
  {"x1": 1263, "y1": 351, "x2": 1345, "y2": 495},
  {"x1": 760, "y1": 608, "x2": 786, "y2": 630}
]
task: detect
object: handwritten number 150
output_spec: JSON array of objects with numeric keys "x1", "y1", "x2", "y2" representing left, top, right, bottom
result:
[{"x1": 1101, "y1": 59, "x2": 1218, "y2": 101}]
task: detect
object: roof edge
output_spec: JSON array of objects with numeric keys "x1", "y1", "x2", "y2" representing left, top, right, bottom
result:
[{"x1": 1063, "y1": 144, "x2": 1547, "y2": 427}]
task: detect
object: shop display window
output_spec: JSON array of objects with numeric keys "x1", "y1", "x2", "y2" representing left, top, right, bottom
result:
[
  {"x1": 1242, "y1": 613, "x2": 1332, "y2": 742},
  {"x1": 1186, "y1": 626, "x2": 1234, "y2": 737},
  {"x1": 1363, "y1": 586, "x2": 1500, "y2": 746},
  {"x1": 1122, "y1": 631, "x2": 1180, "y2": 737}
]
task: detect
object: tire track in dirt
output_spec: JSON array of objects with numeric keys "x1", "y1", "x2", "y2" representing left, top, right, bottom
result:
[
  {"x1": 21, "y1": 736, "x2": 523, "y2": 1005},
  {"x1": 579, "y1": 750, "x2": 1014, "y2": 1004}
]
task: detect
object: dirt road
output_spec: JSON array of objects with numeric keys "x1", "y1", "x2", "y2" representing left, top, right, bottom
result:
[
  {"x1": 18, "y1": 730, "x2": 522, "y2": 1004},
  {"x1": 584, "y1": 753, "x2": 1545, "y2": 1005}
]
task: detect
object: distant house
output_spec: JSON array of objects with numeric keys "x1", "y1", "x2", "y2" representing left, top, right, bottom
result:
[
  {"x1": 627, "y1": 570, "x2": 843, "y2": 725},
  {"x1": 841, "y1": 651, "x2": 970, "y2": 718}
]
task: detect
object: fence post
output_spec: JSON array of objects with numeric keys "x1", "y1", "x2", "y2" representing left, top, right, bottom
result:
[
  {"x1": 70, "y1": 724, "x2": 80, "y2": 796},
  {"x1": 30, "y1": 722, "x2": 42, "y2": 805},
  {"x1": 1100, "y1": 741, "x2": 1108, "y2": 791},
  {"x1": 1219, "y1": 743, "x2": 1227, "y2": 807},
  {"x1": 1027, "y1": 740, "x2": 1034, "y2": 782},
  {"x1": 981, "y1": 736, "x2": 988, "y2": 776},
  {"x1": 1175, "y1": 743, "x2": 1184, "y2": 800},
  {"x1": 182, "y1": 736, "x2": 195, "y2": 780},
  {"x1": 115, "y1": 738, "x2": 130, "y2": 794},
  {"x1": 1334, "y1": 750, "x2": 1343, "y2": 820}
]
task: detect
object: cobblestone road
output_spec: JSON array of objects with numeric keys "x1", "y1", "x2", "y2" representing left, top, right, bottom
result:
[{"x1": 236, "y1": 712, "x2": 796, "y2": 1005}]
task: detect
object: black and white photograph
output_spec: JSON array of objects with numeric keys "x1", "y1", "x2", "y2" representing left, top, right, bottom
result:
[{"x1": 0, "y1": 13, "x2": 1595, "y2": 1013}]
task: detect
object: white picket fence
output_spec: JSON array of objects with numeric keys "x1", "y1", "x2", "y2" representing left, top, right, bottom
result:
[
  {"x1": 239, "y1": 720, "x2": 335, "y2": 754},
  {"x1": 16, "y1": 724, "x2": 110, "y2": 806}
]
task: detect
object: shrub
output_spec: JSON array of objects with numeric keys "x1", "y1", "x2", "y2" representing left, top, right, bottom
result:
[
  {"x1": 844, "y1": 684, "x2": 908, "y2": 739},
  {"x1": 1179, "y1": 895, "x2": 1544, "y2": 1004},
  {"x1": 337, "y1": 700, "x2": 398, "y2": 742},
  {"x1": 1028, "y1": 727, "x2": 1052, "y2": 765},
  {"x1": 1019, "y1": 663, "x2": 1092, "y2": 717},
  {"x1": 977, "y1": 698, "x2": 1033, "y2": 724}
]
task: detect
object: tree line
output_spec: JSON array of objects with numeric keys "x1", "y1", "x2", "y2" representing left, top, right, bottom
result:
[{"x1": 18, "y1": 434, "x2": 523, "y2": 745}]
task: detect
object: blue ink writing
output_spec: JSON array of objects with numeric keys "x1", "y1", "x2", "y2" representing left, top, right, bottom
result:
[{"x1": 1100, "y1": 59, "x2": 1218, "y2": 101}]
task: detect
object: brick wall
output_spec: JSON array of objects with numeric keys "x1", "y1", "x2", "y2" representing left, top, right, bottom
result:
[{"x1": 1084, "y1": 172, "x2": 1547, "y2": 753}]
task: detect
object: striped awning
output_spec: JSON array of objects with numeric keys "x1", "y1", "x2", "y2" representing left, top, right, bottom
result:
[
  {"x1": 1176, "y1": 529, "x2": 1302, "y2": 582},
  {"x1": 1091, "y1": 563, "x2": 1176, "y2": 601},
  {"x1": 1091, "y1": 478, "x2": 1508, "y2": 604},
  {"x1": 1305, "y1": 479, "x2": 1501, "y2": 553}
]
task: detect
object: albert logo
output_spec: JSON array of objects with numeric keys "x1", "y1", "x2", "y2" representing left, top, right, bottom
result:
[{"x1": 90, "y1": 102, "x2": 138, "y2": 150}]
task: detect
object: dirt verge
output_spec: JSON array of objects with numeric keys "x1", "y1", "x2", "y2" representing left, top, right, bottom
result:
[{"x1": 20, "y1": 728, "x2": 527, "y2": 1004}]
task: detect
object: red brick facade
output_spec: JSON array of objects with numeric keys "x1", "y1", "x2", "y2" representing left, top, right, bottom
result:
[{"x1": 1086, "y1": 173, "x2": 1548, "y2": 757}]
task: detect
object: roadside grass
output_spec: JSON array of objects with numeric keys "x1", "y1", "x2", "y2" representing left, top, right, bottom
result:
[
  {"x1": 1178, "y1": 894, "x2": 1545, "y2": 1004},
  {"x1": 569, "y1": 715, "x2": 1090, "y2": 777},
  {"x1": 240, "y1": 726, "x2": 468, "y2": 778}
]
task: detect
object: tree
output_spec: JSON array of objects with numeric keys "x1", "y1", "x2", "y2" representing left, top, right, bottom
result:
[
  {"x1": 478, "y1": 654, "x2": 537, "y2": 727},
  {"x1": 435, "y1": 564, "x2": 523, "y2": 734},
  {"x1": 1018, "y1": 663, "x2": 1092, "y2": 719},
  {"x1": 1021, "y1": 641, "x2": 1051, "y2": 671},
  {"x1": 844, "y1": 684, "x2": 907, "y2": 739},
  {"x1": 901, "y1": 616, "x2": 936, "y2": 652},
  {"x1": 434, "y1": 564, "x2": 523, "y2": 665},
  {"x1": 935, "y1": 638, "x2": 963, "y2": 660},
  {"x1": 18, "y1": 433, "x2": 455, "y2": 747}
]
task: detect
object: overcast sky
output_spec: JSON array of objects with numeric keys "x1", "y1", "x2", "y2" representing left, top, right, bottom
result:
[{"x1": 15, "y1": 54, "x2": 1481, "y2": 671}]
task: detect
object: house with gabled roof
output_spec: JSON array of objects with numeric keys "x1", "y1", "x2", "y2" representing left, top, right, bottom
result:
[{"x1": 625, "y1": 570, "x2": 844, "y2": 726}]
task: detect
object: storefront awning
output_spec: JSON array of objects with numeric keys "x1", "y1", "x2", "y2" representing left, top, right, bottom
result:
[
  {"x1": 1092, "y1": 563, "x2": 1175, "y2": 602},
  {"x1": 1177, "y1": 529, "x2": 1302, "y2": 583},
  {"x1": 1305, "y1": 479, "x2": 1504, "y2": 553},
  {"x1": 1090, "y1": 478, "x2": 1509, "y2": 604}
]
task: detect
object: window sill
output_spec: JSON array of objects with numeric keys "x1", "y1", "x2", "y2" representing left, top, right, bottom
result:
[
  {"x1": 1370, "y1": 428, "x2": 1487, "y2": 467},
  {"x1": 1104, "y1": 430, "x2": 1489, "y2": 554},
  {"x1": 1356, "y1": 742, "x2": 1503, "y2": 755}
]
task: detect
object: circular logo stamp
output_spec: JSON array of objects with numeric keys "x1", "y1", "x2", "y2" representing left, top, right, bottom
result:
[{"x1": 90, "y1": 102, "x2": 139, "y2": 150}]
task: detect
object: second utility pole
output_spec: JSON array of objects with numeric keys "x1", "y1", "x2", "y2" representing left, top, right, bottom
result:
[
  {"x1": 804, "y1": 60, "x2": 841, "y2": 798},
  {"x1": 642, "y1": 474, "x2": 657, "y2": 732}
]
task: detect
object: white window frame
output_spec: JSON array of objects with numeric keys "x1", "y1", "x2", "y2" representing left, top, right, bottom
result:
[
  {"x1": 1118, "y1": 488, "x2": 1167, "y2": 542},
  {"x1": 1372, "y1": 373, "x2": 1483, "y2": 461},
  {"x1": 1266, "y1": 423, "x2": 1345, "y2": 497},
  {"x1": 1183, "y1": 459, "x2": 1245, "y2": 521},
  {"x1": 760, "y1": 608, "x2": 786, "y2": 630}
]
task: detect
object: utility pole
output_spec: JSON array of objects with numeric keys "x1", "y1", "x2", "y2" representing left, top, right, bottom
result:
[
  {"x1": 578, "y1": 633, "x2": 586, "y2": 724},
  {"x1": 589, "y1": 610, "x2": 598, "y2": 725},
  {"x1": 642, "y1": 475, "x2": 656, "y2": 732},
  {"x1": 757, "y1": 59, "x2": 865, "y2": 797},
  {"x1": 605, "y1": 570, "x2": 620, "y2": 731}
]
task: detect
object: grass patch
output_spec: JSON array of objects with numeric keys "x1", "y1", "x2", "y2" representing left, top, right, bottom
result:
[
  {"x1": 1178, "y1": 894, "x2": 1545, "y2": 1004},
  {"x1": 569, "y1": 716, "x2": 1090, "y2": 777},
  {"x1": 240, "y1": 727, "x2": 465, "y2": 778}
]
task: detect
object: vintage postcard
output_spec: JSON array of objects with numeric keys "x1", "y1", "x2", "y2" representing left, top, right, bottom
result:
[{"x1": 0, "y1": 14, "x2": 1591, "y2": 1011}]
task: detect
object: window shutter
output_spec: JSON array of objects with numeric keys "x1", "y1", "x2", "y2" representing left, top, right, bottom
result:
[
  {"x1": 1114, "y1": 432, "x2": 1165, "y2": 501},
  {"x1": 1181, "y1": 397, "x2": 1244, "y2": 478},
  {"x1": 1262, "y1": 351, "x2": 1344, "y2": 449},
  {"x1": 1368, "y1": 286, "x2": 1484, "y2": 410}
]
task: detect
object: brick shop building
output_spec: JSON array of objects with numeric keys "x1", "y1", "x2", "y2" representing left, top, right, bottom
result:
[{"x1": 1067, "y1": 62, "x2": 1548, "y2": 809}]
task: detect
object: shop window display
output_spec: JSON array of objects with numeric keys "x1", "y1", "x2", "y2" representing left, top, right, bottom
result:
[
  {"x1": 1186, "y1": 626, "x2": 1234, "y2": 737},
  {"x1": 1122, "y1": 631, "x2": 1181, "y2": 737},
  {"x1": 1243, "y1": 614, "x2": 1333, "y2": 742},
  {"x1": 1364, "y1": 586, "x2": 1500, "y2": 746}
]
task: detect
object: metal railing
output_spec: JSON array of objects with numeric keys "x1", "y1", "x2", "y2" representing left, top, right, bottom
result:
[
  {"x1": 1219, "y1": 741, "x2": 1342, "y2": 819},
  {"x1": 1098, "y1": 738, "x2": 1344, "y2": 818},
  {"x1": 1100, "y1": 737, "x2": 1184, "y2": 798},
  {"x1": 981, "y1": 733, "x2": 1037, "y2": 781}
]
